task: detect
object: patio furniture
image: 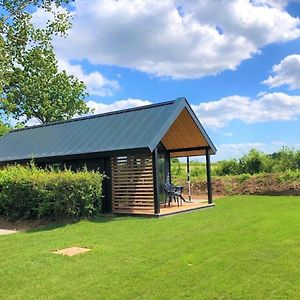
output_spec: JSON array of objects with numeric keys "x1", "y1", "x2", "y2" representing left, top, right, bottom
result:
[
  {"x1": 175, "y1": 186, "x2": 188, "y2": 203},
  {"x1": 163, "y1": 183, "x2": 184, "y2": 207},
  {"x1": 163, "y1": 183, "x2": 178, "y2": 207}
]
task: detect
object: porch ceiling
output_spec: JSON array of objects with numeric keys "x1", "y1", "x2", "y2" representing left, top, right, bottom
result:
[{"x1": 161, "y1": 108, "x2": 210, "y2": 157}]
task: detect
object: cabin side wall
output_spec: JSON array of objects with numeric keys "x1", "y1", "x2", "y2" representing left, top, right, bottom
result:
[{"x1": 111, "y1": 154, "x2": 155, "y2": 214}]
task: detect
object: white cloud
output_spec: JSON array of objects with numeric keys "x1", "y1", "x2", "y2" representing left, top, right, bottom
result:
[
  {"x1": 212, "y1": 141, "x2": 299, "y2": 161},
  {"x1": 263, "y1": 54, "x2": 300, "y2": 90},
  {"x1": 249, "y1": 0, "x2": 289, "y2": 9},
  {"x1": 215, "y1": 142, "x2": 266, "y2": 160},
  {"x1": 86, "y1": 92, "x2": 300, "y2": 129},
  {"x1": 215, "y1": 141, "x2": 300, "y2": 161},
  {"x1": 25, "y1": 118, "x2": 41, "y2": 127},
  {"x1": 32, "y1": 7, "x2": 120, "y2": 97},
  {"x1": 21, "y1": 92, "x2": 300, "y2": 129},
  {"x1": 20, "y1": 99, "x2": 151, "y2": 127},
  {"x1": 31, "y1": 3, "x2": 67, "y2": 28},
  {"x1": 224, "y1": 132, "x2": 234, "y2": 137},
  {"x1": 193, "y1": 141, "x2": 298, "y2": 161},
  {"x1": 47, "y1": 0, "x2": 300, "y2": 79},
  {"x1": 192, "y1": 92, "x2": 300, "y2": 128},
  {"x1": 57, "y1": 59, "x2": 120, "y2": 96},
  {"x1": 86, "y1": 99, "x2": 152, "y2": 114}
]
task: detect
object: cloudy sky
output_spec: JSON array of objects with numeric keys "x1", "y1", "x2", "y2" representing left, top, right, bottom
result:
[{"x1": 33, "y1": 0, "x2": 300, "y2": 160}]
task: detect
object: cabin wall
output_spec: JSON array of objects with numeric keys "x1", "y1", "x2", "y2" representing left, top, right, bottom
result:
[
  {"x1": 111, "y1": 154, "x2": 155, "y2": 213},
  {"x1": 36, "y1": 157, "x2": 105, "y2": 172}
]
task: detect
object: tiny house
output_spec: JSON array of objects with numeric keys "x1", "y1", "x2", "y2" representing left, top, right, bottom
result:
[{"x1": 0, "y1": 98, "x2": 217, "y2": 216}]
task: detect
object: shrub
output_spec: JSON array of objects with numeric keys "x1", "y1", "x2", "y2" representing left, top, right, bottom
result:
[
  {"x1": 215, "y1": 159, "x2": 240, "y2": 176},
  {"x1": 239, "y1": 149, "x2": 265, "y2": 175},
  {"x1": 236, "y1": 173, "x2": 251, "y2": 183},
  {"x1": 190, "y1": 166, "x2": 206, "y2": 177},
  {"x1": 0, "y1": 164, "x2": 103, "y2": 220},
  {"x1": 272, "y1": 147, "x2": 298, "y2": 172},
  {"x1": 278, "y1": 170, "x2": 300, "y2": 183},
  {"x1": 171, "y1": 161, "x2": 184, "y2": 177}
]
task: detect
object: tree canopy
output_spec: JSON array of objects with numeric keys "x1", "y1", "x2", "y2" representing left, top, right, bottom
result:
[
  {"x1": 0, "y1": 0, "x2": 90, "y2": 124},
  {"x1": 0, "y1": 120, "x2": 11, "y2": 137}
]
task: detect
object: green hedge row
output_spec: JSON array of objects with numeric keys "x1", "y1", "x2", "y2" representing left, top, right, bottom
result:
[{"x1": 0, "y1": 165, "x2": 103, "y2": 220}]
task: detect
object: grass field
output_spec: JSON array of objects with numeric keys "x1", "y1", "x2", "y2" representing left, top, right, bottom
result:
[{"x1": 1, "y1": 196, "x2": 300, "y2": 299}]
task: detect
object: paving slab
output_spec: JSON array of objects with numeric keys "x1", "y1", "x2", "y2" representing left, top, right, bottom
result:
[{"x1": 53, "y1": 247, "x2": 91, "y2": 257}]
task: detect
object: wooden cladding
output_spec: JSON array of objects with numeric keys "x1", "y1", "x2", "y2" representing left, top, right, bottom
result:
[
  {"x1": 111, "y1": 155, "x2": 154, "y2": 213},
  {"x1": 162, "y1": 108, "x2": 208, "y2": 157}
]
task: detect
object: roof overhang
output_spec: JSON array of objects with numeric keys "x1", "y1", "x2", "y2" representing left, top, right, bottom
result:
[
  {"x1": 0, "y1": 147, "x2": 151, "y2": 167},
  {"x1": 158, "y1": 101, "x2": 217, "y2": 157}
]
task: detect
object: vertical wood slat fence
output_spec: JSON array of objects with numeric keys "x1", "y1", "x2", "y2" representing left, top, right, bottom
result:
[{"x1": 111, "y1": 155, "x2": 154, "y2": 213}]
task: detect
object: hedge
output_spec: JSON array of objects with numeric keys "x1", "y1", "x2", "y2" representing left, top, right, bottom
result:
[{"x1": 0, "y1": 164, "x2": 103, "y2": 220}]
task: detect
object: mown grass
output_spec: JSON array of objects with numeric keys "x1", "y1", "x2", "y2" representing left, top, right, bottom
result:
[{"x1": 1, "y1": 196, "x2": 300, "y2": 299}]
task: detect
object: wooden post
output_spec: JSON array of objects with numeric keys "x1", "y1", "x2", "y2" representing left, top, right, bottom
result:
[
  {"x1": 187, "y1": 156, "x2": 191, "y2": 201},
  {"x1": 205, "y1": 148, "x2": 213, "y2": 204},
  {"x1": 152, "y1": 148, "x2": 160, "y2": 214}
]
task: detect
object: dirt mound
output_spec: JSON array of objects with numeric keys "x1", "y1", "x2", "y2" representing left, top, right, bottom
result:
[{"x1": 177, "y1": 174, "x2": 300, "y2": 196}]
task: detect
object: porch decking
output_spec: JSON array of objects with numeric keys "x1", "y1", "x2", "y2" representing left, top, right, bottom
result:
[
  {"x1": 159, "y1": 199, "x2": 214, "y2": 216},
  {"x1": 113, "y1": 197, "x2": 215, "y2": 217}
]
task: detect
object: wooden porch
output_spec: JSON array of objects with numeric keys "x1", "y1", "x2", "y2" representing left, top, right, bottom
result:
[
  {"x1": 110, "y1": 106, "x2": 215, "y2": 216},
  {"x1": 110, "y1": 150, "x2": 215, "y2": 216},
  {"x1": 113, "y1": 197, "x2": 215, "y2": 217},
  {"x1": 159, "y1": 198, "x2": 214, "y2": 216}
]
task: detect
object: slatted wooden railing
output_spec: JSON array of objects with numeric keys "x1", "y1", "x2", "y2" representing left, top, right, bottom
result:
[{"x1": 111, "y1": 155, "x2": 154, "y2": 213}]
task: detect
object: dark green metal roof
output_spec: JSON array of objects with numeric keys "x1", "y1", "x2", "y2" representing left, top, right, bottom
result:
[{"x1": 0, "y1": 98, "x2": 216, "y2": 163}]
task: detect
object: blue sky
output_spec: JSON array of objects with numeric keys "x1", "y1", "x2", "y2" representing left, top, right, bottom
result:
[{"x1": 32, "y1": 0, "x2": 300, "y2": 161}]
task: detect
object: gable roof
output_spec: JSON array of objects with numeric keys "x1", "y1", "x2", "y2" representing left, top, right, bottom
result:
[{"x1": 0, "y1": 97, "x2": 216, "y2": 163}]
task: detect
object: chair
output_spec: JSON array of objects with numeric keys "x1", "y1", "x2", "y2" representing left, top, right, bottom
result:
[
  {"x1": 174, "y1": 185, "x2": 184, "y2": 204},
  {"x1": 163, "y1": 183, "x2": 182, "y2": 207}
]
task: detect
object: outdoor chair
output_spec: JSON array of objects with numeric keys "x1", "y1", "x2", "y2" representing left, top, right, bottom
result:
[
  {"x1": 163, "y1": 183, "x2": 183, "y2": 207},
  {"x1": 173, "y1": 184, "x2": 186, "y2": 205}
]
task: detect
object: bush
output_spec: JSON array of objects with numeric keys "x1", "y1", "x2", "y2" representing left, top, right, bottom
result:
[
  {"x1": 170, "y1": 147, "x2": 300, "y2": 180},
  {"x1": 215, "y1": 159, "x2": 240, "y2": 176},
  {"x1": 272, "y1": 147, "x2": 298, "y2": 172},
  {"x1": 239, "y1": 149, "x2": 265, "y2": 175},
  {"x1": 278, "y1": 170, "x2": 300, "y2": 183},
  {"x1": 171, "y1": 161, "x2": 184, "y2": 177},
  {"x1": 236, "y1": 173, "x2": 251, "y2": 183},
  {"x1": 0, "y1": 164, "x2": 103, "y2": 220},
  {"x1": 190, "y1": 165, "x2": 206, "y2": 177}
]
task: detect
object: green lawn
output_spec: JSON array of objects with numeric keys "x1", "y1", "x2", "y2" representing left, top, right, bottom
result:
[{"x1": 1, "y1": 196, "x2": 300, "y2": 299}]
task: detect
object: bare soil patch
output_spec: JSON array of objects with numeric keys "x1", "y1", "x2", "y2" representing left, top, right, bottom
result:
[
  {"x1": 0, "y1": 229, "x2": 17, "y2": 236},
  {"x1": 0, "y1": 217, "x2": 72, "y2": 232}
]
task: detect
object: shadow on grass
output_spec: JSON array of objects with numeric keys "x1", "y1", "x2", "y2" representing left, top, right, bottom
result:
[{"x1": 25, "y1": 213, "x2": 150, "y2": 233}]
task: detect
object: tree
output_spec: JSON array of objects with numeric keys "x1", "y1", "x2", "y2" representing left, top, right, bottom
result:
[
  {"x1": 239, "y1": 149, "x2": 265, "y2": 175},
  {"x1": 2, "y1": 47, "x2": 89, "y2": 123},
  {"x1": 0, "y1": 0, "x2": 90, "y2": 124},
  {"x1": 215, "y1": 159, "x2": 240, "y2": 176},
  {"x1": 0, "y1": 120, "x2": 11, "y2": 137},
  {"x1": 272, "y1": 147, "x2": 297, "y2": 172}
]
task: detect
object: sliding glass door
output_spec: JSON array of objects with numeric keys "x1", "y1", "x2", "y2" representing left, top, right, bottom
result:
[{"x1": 157, "y1": 151, "x2": 170, "y2": 203}]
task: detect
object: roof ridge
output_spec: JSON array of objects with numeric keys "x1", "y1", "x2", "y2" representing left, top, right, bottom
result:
[{"x1": 11, "y1": 98, "x2": 185, "y2": 133}]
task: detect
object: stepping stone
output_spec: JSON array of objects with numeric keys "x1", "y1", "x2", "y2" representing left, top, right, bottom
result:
[{"x1": 53, "y1": 247, "x2": 91, "y2": 257}]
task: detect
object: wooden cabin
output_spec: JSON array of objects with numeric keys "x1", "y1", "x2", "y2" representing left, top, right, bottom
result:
[{"x1": 0, "y1": 98, "x2": 217, "y2": 216}]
